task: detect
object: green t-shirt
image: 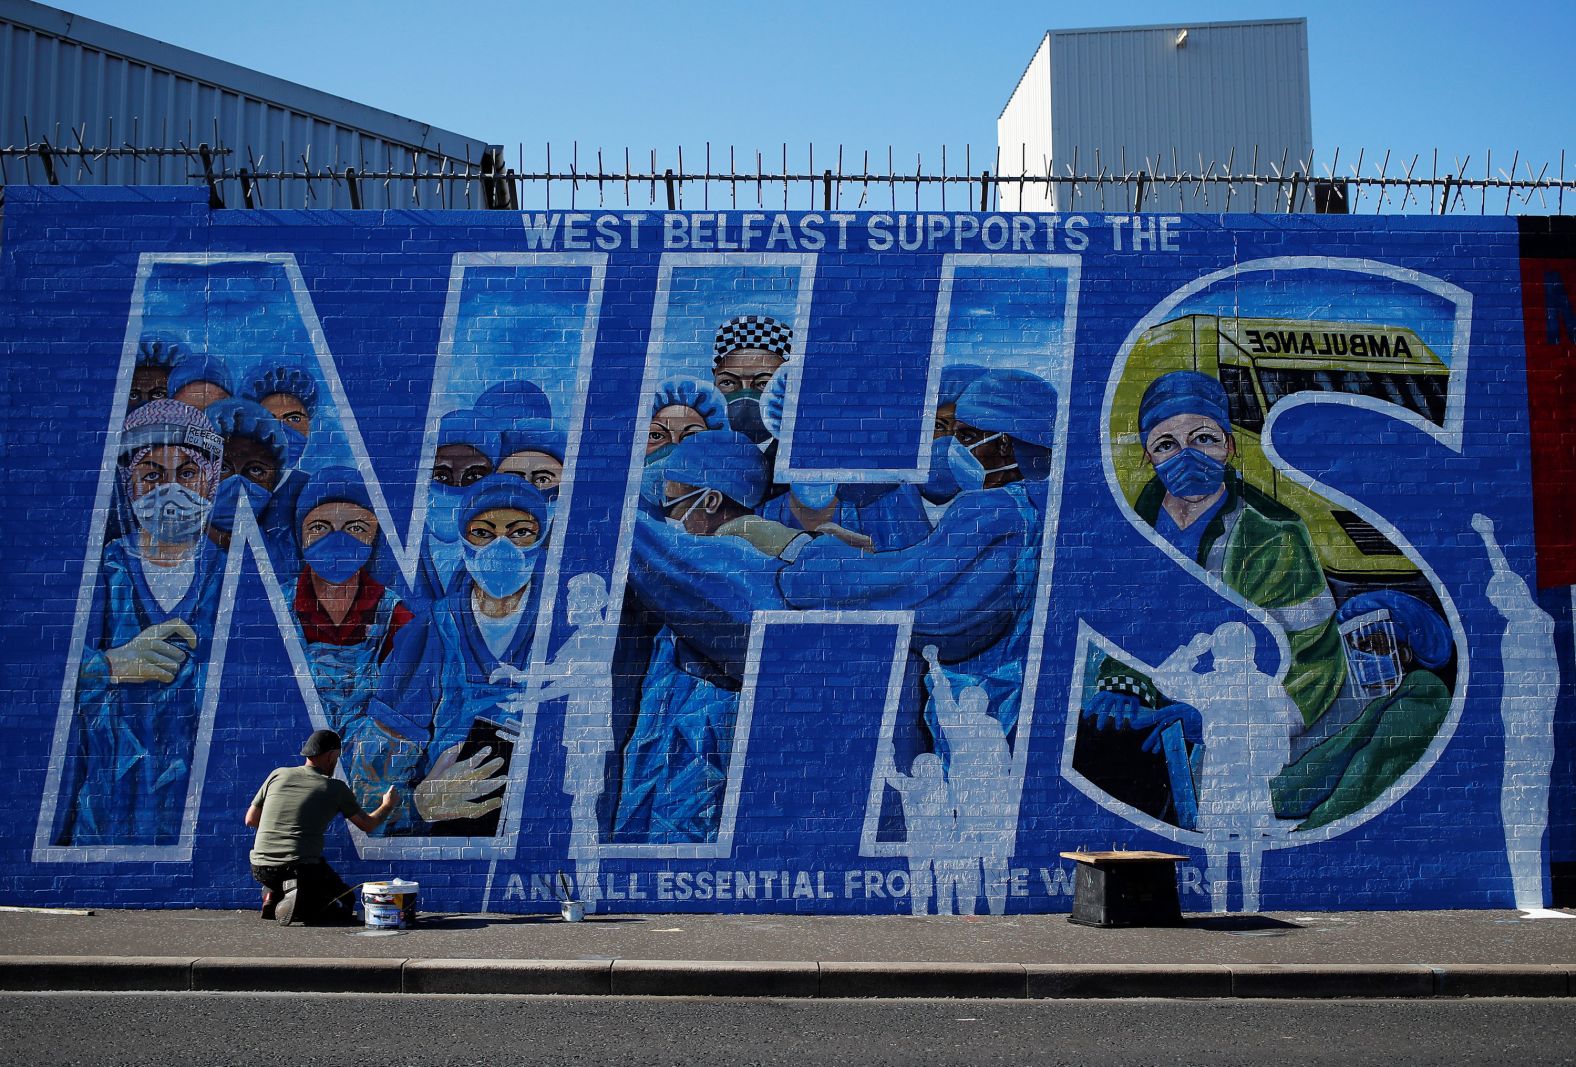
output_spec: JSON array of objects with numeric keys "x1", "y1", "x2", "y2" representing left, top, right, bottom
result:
[{"x1": 248, "y1": 765, "x2": 365, "y2": 866}]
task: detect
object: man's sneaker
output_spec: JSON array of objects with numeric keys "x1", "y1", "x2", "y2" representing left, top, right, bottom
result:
[
  {"x1": 259, "y1": 889, "x2": 277, "y2": 921},
  {"x1": 274, "y1": 881, "x2": 299, "y2": 927}
]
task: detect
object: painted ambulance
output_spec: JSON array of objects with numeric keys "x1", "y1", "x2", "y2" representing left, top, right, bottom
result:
[{"x1": 1110, "y1": 314, "x2": 1450, "y2": 598}]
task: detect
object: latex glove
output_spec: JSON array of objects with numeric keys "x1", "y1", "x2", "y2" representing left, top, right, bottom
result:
[
  {"x1": 1139, "y1": 703, "x2": 1203, "y2": 753},
  {"x1": 1083, "y1": 688, "x2": 1142, "y2": 731},
  {"x1": 489, "y1": 664, "x2": 530, "y2": 686},
  {"x1": 414, "y1": 742, "x2": 506, "y2": 821},
  {"x1": 103, "y1": 620, "x2": 198, "y2": 685},
  {"x1": 817, "y1": 523, "x2": 874, "y2": 553}
]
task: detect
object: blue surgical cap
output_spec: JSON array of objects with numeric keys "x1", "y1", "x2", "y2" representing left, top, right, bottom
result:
[
  {"x1": 136, "y1": 336, "x2": 184, "y2": 369},
  {"x1": 460, "y1": 474, "x2": 551, "y2": 530},
  {"x1": 663, "y1": 430, "x2": 769, "y2": 509},
  {"x1": 1338, "y1": 589, "x2": 1453, "y2": 670},
  {"x1": 205, "y1": 398, "x2": 289, "y2": 467},
  {"x1": 438, "y1": 406, "x2": 501, "y2": 464},
  {"x1": 244, "y1": 363, "x2": 320, "y2": 417},
  {"x1": 167, "y1": 352, "x2": 235, "y2": 398},
  {"x1": 500, "y1": 417, "x2": 566, "y2": 463},
  {"x1": 938, "y1": 363, "x2": 988, "y2": 406},
  {"x1": 1138, "y1": 371, "x2": 1232, "y2": 439},
  {"x1": 475, "y1": 380, "x2": 554, "y2": 423},
  {"x1": 295, "y1": 465, "x2": 374, "y2": 532},
  {"x1": 954, "y1": 370, "x2": 1059, "y2": 449},
  {"x1": 652, "y1": 375, "x2": 729, "y2": 430}
]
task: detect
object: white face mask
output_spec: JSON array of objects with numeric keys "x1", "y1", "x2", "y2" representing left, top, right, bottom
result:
[
  {"x1": 132, "y1": 483, "x2": 211, "y2": 544},
  {"x1": 662, "y1": 487, "x2": 708, "y2": 532}
]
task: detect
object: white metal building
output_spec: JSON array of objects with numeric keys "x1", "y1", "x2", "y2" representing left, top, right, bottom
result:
[
  {"x1": 0, "y1": 0, "x2": 489, "y2": 208},
  {"x1": 997, "y1": 18, "x2": 1313, "y2": 213}
]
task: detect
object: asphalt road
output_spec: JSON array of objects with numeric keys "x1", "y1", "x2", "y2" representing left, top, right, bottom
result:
[{"x1": 3, "y1": 993, "x2": 1575, "y2": 1067}]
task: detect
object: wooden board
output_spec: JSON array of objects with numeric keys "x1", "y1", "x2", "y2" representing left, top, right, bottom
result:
[{"x1": 1059, "y1": 850, "x2": 1189, "y2": 864}]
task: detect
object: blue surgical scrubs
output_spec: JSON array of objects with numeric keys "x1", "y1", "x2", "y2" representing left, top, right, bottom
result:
[
  {"x1": 54, "y1": 537, "x2": 225, "y2": 846},
  {"x1": 778, "y1": 478, "x2": 1046, "y2": 750},
  {"x1": 759, "y1": 482, "x2": 933, "y2": 552},
  {"x1": 371, "y1": 565, "x2": 543, "y2": 834},
  {"x1": 613, "y1": 515, "x2": 790, "y2": 843}
]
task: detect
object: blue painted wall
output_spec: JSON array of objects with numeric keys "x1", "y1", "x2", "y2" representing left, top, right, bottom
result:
[{"x1": 0, "y1": 186, "x2": 1570, "y2": 915}]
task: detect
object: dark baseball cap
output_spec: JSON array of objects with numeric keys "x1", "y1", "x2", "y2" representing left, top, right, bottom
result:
[{"x1": 301, "y1": 729, "x2": 343, "y2": 757}]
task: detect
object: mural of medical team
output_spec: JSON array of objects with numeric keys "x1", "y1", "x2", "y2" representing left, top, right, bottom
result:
[
  {"x1": 616, "y1": 430, "x2": 798, "y2": 843},
  {"x1": 289, "y1": 467, "x2": 417, "y2": 814},
  {"x1": 776, "y1": 368, "x2": 1058, "y2": 807},
  {"x1": 1269, "y1": 589, "x2": 1452, "y2": 830},
  {"x1": 53, "y1": 400, "x2": 227, "y2": 845},
  {"x1": 371, "y1": 475, "x2": 551, "y2": 836}
]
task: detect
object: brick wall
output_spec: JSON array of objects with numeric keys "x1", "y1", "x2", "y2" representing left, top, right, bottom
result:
[{"x1": 0, "y1": 186, "x2": 1570, "y2": 915}]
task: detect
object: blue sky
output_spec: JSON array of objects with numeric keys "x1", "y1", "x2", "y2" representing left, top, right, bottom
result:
[{"x1": 50, "y1": 0, "x2": 1573, "y2": 190}]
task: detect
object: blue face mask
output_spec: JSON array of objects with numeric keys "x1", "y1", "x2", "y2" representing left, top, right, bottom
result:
[
  {"x1": 464, "y1": 536, "x2": 540, "y2": 599},
  {"x1": 282, "y1": 426, "x2": 309, "y2": 468},
  {"x1": 727, "y1": 391, "x2": 770, "y2": 444},
  {"x1": 947, "y1": 437, "x2": 987, "y2": 493},
  {"x1": 427, "y1": 482, "x2": 466, "y2": 543},
  {"x1": 640, "y1": 443, "x2": 677, "y2": 507},
  {"x1": 922, "y1": 437, "x2": 962, "y2": 504},
  {"x1": 304, "y1": 530, "x2": 373, "y2": 585},
  {"x1": 1154, "y1": 448, "x2": 1227, "y2": 499},
  {"x1": 209, "y1": 476, "x2": 273, "y2": 535},
  {"x1": 791, "y1": 482, "x2": 838, "y2": 510}
]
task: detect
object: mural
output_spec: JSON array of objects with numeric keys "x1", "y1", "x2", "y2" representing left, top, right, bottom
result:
[{"x1": 1, "y1": 189, "x2": 1571, "y2": 915}]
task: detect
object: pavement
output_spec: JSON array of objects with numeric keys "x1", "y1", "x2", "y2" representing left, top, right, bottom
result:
[{"x1": 2, "y1": 906, "x2": 1574, "y2": 999}]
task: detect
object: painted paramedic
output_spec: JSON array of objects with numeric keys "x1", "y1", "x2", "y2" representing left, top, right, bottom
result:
[{"x1": 53, "y1": 400, "x2": 228, "y2": 846}]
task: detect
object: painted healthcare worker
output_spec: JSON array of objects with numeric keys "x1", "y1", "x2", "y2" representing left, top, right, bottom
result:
[
  {"x1": 919, "y1": 363, "x2": 988, "y2": 512},
  {"x1": 1088, "y1": 371, "x2": 1345, "y2": 732},
  {"x1": 640, "y1": 374, "x2": 729, "y2": 515},
  {"x1": 616, "y1": 431, "x2": 791, "y2": 843},
  {"x1": 373, "y1": 476, "x2": 550, "y2": 834},
  {"x1": 242, "y1": 362, "x2": 321, "y2": 566},
  {"x1": 203, "y1": 398, "x2": 289, "y2": 555},
  {"x1": 166, "y1": 351, "x2": 235, "y2": 411},
  {"x1": 497, "y1": 419, "x2": 567, "y2": 502},
  {"x1": 54, "y1": 400, "x2": 227, "y2": 846},
  {"x1": 1270, "y1": 589, "x2": 1452, "y2": 830},
  {"x1": 129, "y1": 336, "x2": 183, "y2": 412},
  {"x1": 290, "y1": 468, "x2": 417, "y2": 814},
  {"x1": 415, "y1": 406, "x2": 498, "y2": 608},
  {"x1": 711, "y1": 314, "x2": 792, "y2": 447},
  {"x1": 777, "y1": 369, "x2": 1058, "y2": 748}
]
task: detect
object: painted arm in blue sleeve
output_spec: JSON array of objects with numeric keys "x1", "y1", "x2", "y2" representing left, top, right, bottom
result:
[
  {"x1": 628, "y1": 514, "x2": 789, "y2": 678},
  {"x1": 776, "y1": 490, "x2": 1025, "y2": 660}
]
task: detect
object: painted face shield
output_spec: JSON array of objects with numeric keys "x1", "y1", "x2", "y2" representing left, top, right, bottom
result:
[{"x1": 1340, "y1": 609, "x2": 1405, "y2": 700}]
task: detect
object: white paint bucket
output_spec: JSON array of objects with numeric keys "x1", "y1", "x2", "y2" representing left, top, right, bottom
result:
[
  {"x1": 362, "y1": 880, "x2": 419, "y2": 929},
  {"x1": 561, "y1": 900, "x2": 585, "y2": 923}
]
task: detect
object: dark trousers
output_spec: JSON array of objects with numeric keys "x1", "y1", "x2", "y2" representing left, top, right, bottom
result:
[{"x1": 251, "y1": 860, "x2": 357, "y2": 923}]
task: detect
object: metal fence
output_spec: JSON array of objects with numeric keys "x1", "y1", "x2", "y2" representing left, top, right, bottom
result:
[{"x1": 3, "y1": 135, "x2": 1573, "y2": 215}]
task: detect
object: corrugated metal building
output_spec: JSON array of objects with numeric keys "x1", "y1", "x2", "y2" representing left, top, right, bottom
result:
[
  {"x1": 998, "y1": 19, "x2": 1313, "y2": 213},
  {"x1": 0, "y1": 0, "x2": 489, "y2": 208}
]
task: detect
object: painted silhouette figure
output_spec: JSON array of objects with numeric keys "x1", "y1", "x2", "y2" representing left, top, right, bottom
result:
[
  {"x1": 1149, "y1": 622, "x2": 1300, "y2": 913},
  {"x1": 923, "y1": 644, "x2": 1014, "y2": 915},
  {"x1": 1474, "y1": 514, "x2": 1565, "y2": 917},
  {"x1": 878, "y1": 741, "x2": 965, "y2": 915}
]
